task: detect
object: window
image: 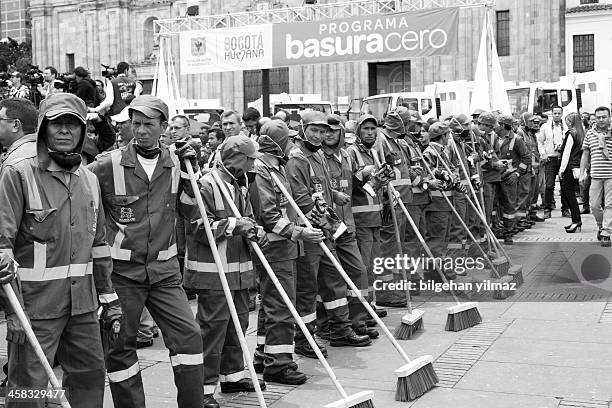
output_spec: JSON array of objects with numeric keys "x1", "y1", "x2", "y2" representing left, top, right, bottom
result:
[
  {"x1": 421, "y1": 98, "x2": 433, "y2": 115},
  {"x1": 66, "y1": 53, "x2": 74, "y2": 73},
  {"x1": 560, "y1": 90, "x2": 573, "y2": 107},
  {"x1": 496, "y1": 10, "x2": 510, "y2": 57},
  {"x1": 143, "y1": 17, "x2": 159, "y2": 56},
  {"x1": 573, "y1": 34, "x2": 594, "y2": 73},
  {"x1": 580, "y1": 0, "x2": 598, "y2": 4}
]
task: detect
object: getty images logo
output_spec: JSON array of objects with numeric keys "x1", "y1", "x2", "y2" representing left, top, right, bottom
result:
[{"x1": 285, "y1": 26, "x2": 449, "y2": 59}]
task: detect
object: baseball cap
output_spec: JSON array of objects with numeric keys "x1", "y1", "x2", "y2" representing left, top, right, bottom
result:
[
  {"x1": 128, "y1": 95, "x2": 169, "y2": 122},
  {"x1": 428, "y1": 122, "x2": 449, "y2": 139},
  {"x1": 301, "y1": 111, "x2": 330, "y2": 129},
  {"x1": 450, "y1": 113, "x2": 471, "y2": 131},
  {"x1": 327, "y1": 114, "x2": 345, "y2": 130},
  {"x1": 260, "y1": 119, "x2": 297, "y2": 140},
  {"x1": 220, "y1": 135, "x2": 263, "y2": 161},
  {"x1": 497, "y1": 114, "x2": 514, "y2": 126},
  {"x1": 478, "y1": 112, "x2": 497, "y2": 127},
  {"x1": 39, "y1": 93, "x2": 87, "y2": 125},
  {"x1": 111, "y1": 106, "x2": 131, "y2": 123}
]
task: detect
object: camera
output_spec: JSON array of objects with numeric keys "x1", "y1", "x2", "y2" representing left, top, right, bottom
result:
[
  {"x1": 24, "y1": 65, "x2": 44, "y2": 86},
  {"x1": 54, "y1": 72, "x2": 76, "y2": 92},
  {"x1": 101, "y1": 64, "x2": 117, "y2": 79}
]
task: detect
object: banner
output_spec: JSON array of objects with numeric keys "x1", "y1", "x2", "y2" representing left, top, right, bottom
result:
[
  {"x1": 179, "y1": 8, "x2": 459, "y2": 74},
  {"x1": 273, "y1": 8, "x2": 459, "y2": 66},
  {"x1": 180, "y1": 24, "x2": 273, "y2": 74}
]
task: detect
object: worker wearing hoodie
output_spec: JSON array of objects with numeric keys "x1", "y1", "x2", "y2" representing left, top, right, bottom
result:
[
  {"x1": 249, "y1": 119, "x2": 323, "y2": 386},
  {"x1": 319, "y1": 114, "x2": 378, "y2": 340},
  {"x1": 180, "y1": 135, "x2": 268, "y2": 408},
  {"x1": 286, "y1": 110, "x2": 371, "y2": 359},
  {"x1": 0, "y1": 93, "x2": 120, "y2": 408}
]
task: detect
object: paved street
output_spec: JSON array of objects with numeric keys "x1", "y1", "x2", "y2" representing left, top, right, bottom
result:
[{"x1": 0, "y1": 207, "x2": 610, "y2": 408}]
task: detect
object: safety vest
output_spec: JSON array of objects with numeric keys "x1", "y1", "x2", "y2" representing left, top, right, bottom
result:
[
  {"x1": 322, "y1": 148, "x2": 356, "y2": 233},
  {"x1": 0, "y1": 159, "x2": 113, "y2": 319},
  {"x1": 88, "y1": 142, "x2": 181, "y2": 284},
  {"x1": 422, "y1": 143, "x2": 453, "y2": 211},
  {"x1": 499, "y1": 132, "x2": 530, "y2": 175},
  {"x1": 402, "y1": 139, "x2": 431, "y2": 206},
  {"x1": 376, "y1": 133, "x2": 413, "y2": 205},
  {"x1": 181, "y1": 170, "x2": 255, "y2": 290},
  {"x1": 347, "y1": 144, "x2": 383, "y2": 228}
]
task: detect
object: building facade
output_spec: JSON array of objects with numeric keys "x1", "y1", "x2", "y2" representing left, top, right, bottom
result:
[
  {"x1": 565, "y1": 0, "x2": 612, "y2": 74},
  {"x1": 1, "y1": 0, "x2": 31, "y2": 43},
  {"x1": 30, "y1": 0, "x2": 566, "y2": 111}
]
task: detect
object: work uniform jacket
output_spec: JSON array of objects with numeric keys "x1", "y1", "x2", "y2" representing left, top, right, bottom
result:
[
  {"x1": 180, "y1": 168, "x2": 255, "y2": 290},
  {"x1": 480, "y1": 130, "x2": 503, "y2": 183},
  {"x1": 375, "y1": 129, "x2": 413, "y2": 205},
  {"x1": 517, "y1": 127, "x2": 540, "y2": 173},
  {"x1": 0, "y1": 132, "x2": 114, "y2": 319},
  {"x1": 249, "y1": 154, "x2": 303, "y2": 263},
  {"x1": 498, "y1": 131, "x2": 531, "y2": 180},
  {"x1": 347, "y1": 142, "x2": 383, "y2": 228},
  {"x1": 88, "y1": 140, "x2": 181, "y2": 284},
  {"x1": 0, "y1": 133, "x2": 37, "y2": 170},
  {"x1": 422, "y1": 141, "x2": 454, "y2": 211},
  {"x1": 402, "y1": 137, "x2": 431, "y2": 206}
]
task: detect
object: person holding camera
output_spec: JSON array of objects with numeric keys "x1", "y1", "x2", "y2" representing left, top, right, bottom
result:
[
  {"x1": 36, "y1": 66, "x2": 58, "y2": 99},
  {"x1": 93, "y1": 62, "x2": 137, "y2": 116},
  {"x1": 8, "y1": 72, "x2": 29, "y2": 99},
  {"x1": 73, "y1": 67, "x2": 98, "y2": 108}
]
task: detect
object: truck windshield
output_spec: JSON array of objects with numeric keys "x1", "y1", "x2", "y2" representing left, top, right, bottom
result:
[
  {"x1": 361, "y1": 97, "x2": 392, "y2": 123},
  {"x1": 534, "y1": 89, "x2": 559, "y2": 114},
  {"x1": 506, "y1": 88, "x2": 530, "y2": 116}
]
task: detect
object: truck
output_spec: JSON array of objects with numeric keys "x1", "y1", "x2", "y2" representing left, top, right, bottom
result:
[
  {"x1": 561, "y1": 70, "x2": 612, "y2": 114},
  {"x1": 357, "y1": 92, "x2": 439, "y2": 125},
  {"x1": 505, "y1": 80, "x2": 580, "y2": 119}
]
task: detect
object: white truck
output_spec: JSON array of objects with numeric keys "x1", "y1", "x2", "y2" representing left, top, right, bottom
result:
[
  {"x1": 505, "y1": 80, "x2": 580, "y2": 119},
  {"x1": 561, "y1": 70, "x2": 612, "y2": 114},
  {"x1": 358, "y1": 92, "x2": 439, "y2": 124}
]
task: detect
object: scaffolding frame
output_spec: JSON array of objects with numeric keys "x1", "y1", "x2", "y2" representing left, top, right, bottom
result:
[{"x1": 154, "y1": 0, "x2": 493, "y2": 36}]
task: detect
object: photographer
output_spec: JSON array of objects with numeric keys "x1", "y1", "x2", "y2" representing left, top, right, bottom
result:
[
  {"x1": 92, "y1": 61, "x2": 136, "y2": 116},
  {"x1": 8, "y1": 72, "x2": 29, "y2": 99},
  {"x1": 36, "y1": 66, "x2": 58, "y2": 99},
  {"x1": 73, "y1": 67, "x2": 98, "y2": 108}
]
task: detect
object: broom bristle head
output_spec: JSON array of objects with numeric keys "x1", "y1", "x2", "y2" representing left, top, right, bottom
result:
[
  {"x1": 492, "y1": 256, "x2": 509, "y2": 276},
  {"x1": 492, "y1": 275, "x2": 514, "y2": 299},
  {"x1": 324, "y1": 391, "x2": 375, "y2": 408},
  {"x1": 509, "y1": 264, "x2": 524, "y2": 287},
  {"x1": 445, "y1": 304, "x2": 482, "y2": 331},
  {"x1": 395, "y1": 361, "x2": 438, "y2": 401},
  {"x1": 394, "y1": 318, "x2": 423, "y2": 340}
]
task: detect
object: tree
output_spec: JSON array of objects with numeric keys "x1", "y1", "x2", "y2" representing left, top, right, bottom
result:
[{"x1": 0, "y1": 38, "x2": 32, "y2": 73}]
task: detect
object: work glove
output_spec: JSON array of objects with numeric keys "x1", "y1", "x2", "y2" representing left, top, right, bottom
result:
[
  {"x1": 408, "y1": 166, "x2": 423, "y2": 182},
  {"x1": 334, "y1": 192, "x2": 350, "y2": 206},
  {"x1": 252, "y1": 226, "x2": 270, "y2": 248},
  {"x1": 100, "y1": 297, "x2": 123, "y2": 341},
  {"x1": 298, "y1": 227, "x2": 325, "y2": 244},
  {"x1": 470, "y1": 174, "x2": 481, "y2": 192},
  {"x1": 234, "y1": 217, "x2": 258, "y2": 236},
  {"x1": 0, "y1": 253, "x2": 18, "y2": 285},
  {"x1": 454, "y1": 182, "x2": 468, "y2": 194},
  {"x1": 175, "y1": 139, "x2": 199, "y2": 174},
  {"x1": 504, "y1": 172, "x2": 519, "y2": 185},
  {"x1": 428, "y1": 179, "x2": 444, "y2": 191},
  {"x1": 6, "y1": 313, "x2": 27, "y2": 345},
  {"x1": 365, "y1": 170, "x2": 393, "y2": 195},
  {"x1": 360, "y1": 165, "x2": 376, "y2": 179}
]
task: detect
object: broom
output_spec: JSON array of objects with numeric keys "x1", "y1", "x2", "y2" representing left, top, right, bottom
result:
[
  {"x1": 211, "y1": 171, "x2": 375, "y2": 408},
  {"x1": 3, "y1": 280, "x2": 72, "y2": 408},
  {"x1": 185, "y1": 162, "x2": 268, "y2": 408},
  {"x1": 371, "y1": 155, "x2": 424, "y2": 340},
  {"x1": 270, "y1": 172, "x2": 437, "y2": 402}
]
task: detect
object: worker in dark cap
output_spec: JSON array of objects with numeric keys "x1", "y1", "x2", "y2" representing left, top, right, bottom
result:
[
  {"x1": 88, "y1": 95, "x2": 205, "y2": 408},
  {"x1": 495, "y1": 114, "x2": 532, "y2": 244}
]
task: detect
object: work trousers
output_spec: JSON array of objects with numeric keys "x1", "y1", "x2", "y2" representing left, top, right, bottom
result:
[
  {"x1": 354, "y1": 226, "x2": 381, "y2": 301},
  {"x1": 499, "y1": 178, "x2": 519, "y2": 234},
  {"x1": 517, "y1": 172, "x2": 533, "y2": 219},
  {"x1": 254, "y1": 260, "x2": 296, "y2": 375},
  {"x1": 107, "y1": 273, "x2": 204, "y2": 408},
  {"x1": 483, "y1": 181, "x2": 501, "y2": 226},
  {"x1": 424, "y1": 206, "x2": 453, "y2": 280},
  {"x1": 529, "y1": 167, "x2": 543, "y2": 216},
  {"x1": 295, "y1": 241, "x2": 351, "y2": 342},
  {"x1": 137, "y1": 307, "x2": 158, "y2": 342},
  {"x1": 318, "y1": 232, "x2": 368, "y2": 332},
  {"x1": 376, "y1": 205, "x2": 408, "y2": 304},
  {"x1": 403, "y1": 203, "x2": 427, "y2": 262},
  {"x1": 447, "y1": 193, "x2": 468, "y2": 259},
  {"x1": 7, "y1": 312, "x2": 105, "y2": 408},
  {"x1": 590, "y1": 178, "x2": 612, "y2": 237},
  {"x1": 197, "y1": 288, "x2": 249, "y2": 395},
  {"x1": 561, "y1": 170, "x2": 581, "y2": 224}
]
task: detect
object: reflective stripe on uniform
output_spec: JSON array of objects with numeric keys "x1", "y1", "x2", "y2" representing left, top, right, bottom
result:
[
  {"x1": 185, "y1": 259, "x2": 253, "y2": 273},
  {"x1": 352, "y1": 204, "x2": 382, "y2": 213},
  {"x1": 225, "y1": 217, "x2": 237, "y2": 235},
  {"x1": 98, "y1": 292, "x2": 119, "y2": 304},
  {"x1": 111, "y1": 150, "x2": 126, "y2": 195},
  {"x1": 110, "y1": 226, "x2": 132, "y2": 261},
  {"x1": 18, "y1": 262, "x2": 93, "y2": 282},
  {"x1": 347, "y1": 289, "x2": 368, "y2": 297},
  {"x1": 204, "y1": 385, "x2": 217, "y2": 395},
  {"x1": 157, "y1": 243, "x2": 178, "y2": 261},
  {"x1": 390, "y1": 178, "x2": 411, "y2": 187},
  {"x1": 301, "y1": 312, "x2": 316, "y2": 323},
  {"x1": 447, "y1": 243, "x2": 462, "y2": 249},
  {"x1": 257, "y1": 336, "x2": 266, "y2": 346},
  {"x1": 179, "y1": 191, "x2": 197, "y2": 205},
  {"x1": 169, "y1": 353, "x2": 203, "y2": 367},
  {"x1": 272, "y1": 218, "x2": 291, "y2": 234},
  {"x1": 92, "y1": 245, "x2": 111, "y2": 259},
  {"x1": 34, "y1": 241, "x2": 46, "y2": 272},
  {"x1": 323, "y1": 298, "x2": 348, "y2": 310},
  {"x1": 264, "y1": 344, "x2": 294, "y2": 354},
  {"x1": 209, "y1": 176, "x2": 225, "y2": 211},
  {"x1": 518, "y1": 163, "x2": 527, "y2": 170},
  {"x1": 412, "y1": 187, "x2": 425, "y2": 193},
  {"x1": 430, "y1": 190, "x2": 452, "y2": 197},
  {"x1": 502, "y1": 213, "x2": 516, "y2": 219},
  {"x1": 219, "y1": 371, "x2": 246, "y2": 382},
  {"x1": 107, "y1": 361, "x2": 140, "y2": 383},
  {"x1": 24, "y1": 166, "x2": 42, "y2": 209}
]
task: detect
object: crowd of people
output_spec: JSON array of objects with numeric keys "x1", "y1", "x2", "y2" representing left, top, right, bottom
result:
[{"x1": 0, "y1": 57, "x2": 610, "y2": 408}]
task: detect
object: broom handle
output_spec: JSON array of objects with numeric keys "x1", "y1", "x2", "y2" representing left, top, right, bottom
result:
[
  {"x1": 185, "y1": 162, "x2": 267, "y2": 408},
  {"x1": 3, "y1": 284, "x2": 71, "y2": 408},
  {"x1": 417, "y1": 156, "x2": 501, "y2": 279},
  {"x1": 468, "y1": 132, "x2": 495, "y2": 255},
  {"x1": 434, "y1": 149, "x2": 509, "y2": 261},
  {"x1": 210, "y1": 171, "x2": 349, "y2": 399},
  {"x1": 269, "y1": 172, "x2": 413, "y2": 364}
]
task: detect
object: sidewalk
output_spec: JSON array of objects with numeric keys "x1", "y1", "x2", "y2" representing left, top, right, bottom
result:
[{"x1": 1, "y1": 207, "x2": 611, "y2": 408}]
